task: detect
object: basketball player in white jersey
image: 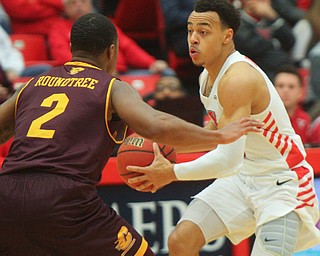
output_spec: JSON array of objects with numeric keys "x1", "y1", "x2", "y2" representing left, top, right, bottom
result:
[{"x1": 127, "y1": 0, "x2": 320, "y2": 255}]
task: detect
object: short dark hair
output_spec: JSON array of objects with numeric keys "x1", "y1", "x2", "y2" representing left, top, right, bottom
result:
[
  {"x1": 71, "y1": 13, "x2": 117, "y2": 57},
  {"x1": 275, "y1": 65, "x2": 303, "y2": 86},
  {"x1": 194, "y1": 0, "x2": 240, "y2": 34}
]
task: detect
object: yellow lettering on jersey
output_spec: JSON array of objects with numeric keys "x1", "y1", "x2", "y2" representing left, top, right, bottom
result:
[
  {"x1": 54, "y1": 77, "x2": 65, "y2": 87},
  {"x1": 59, "y1": 78, "x2": 68, "y2": 87},
  {"x1": 47, "y1": 77, "x2": 59, "y2": 87},
  {"x1": 34, "y1": 76, "x2": 99, "y2": 90},
  {"x1": 74, "y1": 78, "x2": 84, "y2": 87},
  {"x1": 82, "y1": 78, "x2": 91, "y2": 88},
  {"x1": 87, "y1": 79, "x2": 98, "y2": 90},
  {"x1": 34, "y1": 76, "x2": 44, "y2": 86},
  {"x1": 61, "y1": 78, "x2": 72, "y2": 87},
  {"x1": 67, "y1": 78, "x2": 77, "y2": 87}
]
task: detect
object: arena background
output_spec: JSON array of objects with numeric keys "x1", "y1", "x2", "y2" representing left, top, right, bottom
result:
[{"x1": 97, "y1": 148, "x2": 320, "y2": 256}]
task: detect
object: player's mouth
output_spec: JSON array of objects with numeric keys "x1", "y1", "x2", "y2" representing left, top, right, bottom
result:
[{"x1": 189, "y1": 47, "x2": 199, "y2": 58}]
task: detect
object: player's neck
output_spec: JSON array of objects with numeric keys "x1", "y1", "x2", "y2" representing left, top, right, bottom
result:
[
  {"x1": 72, "y1": 55, "x2": 102, "y2": 70},
  {"x1": 205, "y1": 48, "x2": 235, "y2": 81}
]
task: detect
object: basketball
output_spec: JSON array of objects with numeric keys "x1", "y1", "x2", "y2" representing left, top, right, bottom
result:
[{"x1": 116, "y1": 133, "x2": 176, "y2": 190}]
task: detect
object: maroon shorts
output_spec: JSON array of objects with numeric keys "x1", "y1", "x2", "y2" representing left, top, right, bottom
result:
[{"x1": 0, "y1": 171, "x2": 154, "y2": 256}]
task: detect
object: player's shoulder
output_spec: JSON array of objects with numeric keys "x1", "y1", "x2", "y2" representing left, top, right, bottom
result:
[
  {"x1": 224, "y1": 61, "x2": 263, "y2": 85},
  {"x1": 113, "y1": 78, "x2": 132, "y2": 89},
  {"x1": 227, "y1": 61, "x2": 257, "y2": 75},
  {"x1": 219, "y1": 62, "x2": 264, "y2": 98},
  {"x1": 112, "y1": 79, "x2": 141, "y2": 98},
  {"x1": 222, "y1": 62, "x2": 254, "y2": 84}
]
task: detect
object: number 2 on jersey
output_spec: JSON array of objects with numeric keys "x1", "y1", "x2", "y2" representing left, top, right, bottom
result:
[{"x1": 27, "y1": 93, "x2": 69, "y2": 139}]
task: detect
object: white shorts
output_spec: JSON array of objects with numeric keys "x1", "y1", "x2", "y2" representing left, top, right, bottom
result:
[
  {"x1": 179, "y1": 199, "x2": 228, "y2": 243},
  {"x1": 184, "y1": 168, "x2": 320, "y2": 252}
]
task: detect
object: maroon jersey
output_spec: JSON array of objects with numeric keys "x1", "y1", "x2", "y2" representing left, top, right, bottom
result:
[{"x1": 1, "y1": 61, "x2": 128, "y2": 185}]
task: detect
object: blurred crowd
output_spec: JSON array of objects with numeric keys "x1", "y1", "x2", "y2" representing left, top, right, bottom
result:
[{"x1": 0, "y1": 0, "x2": 320, "y2": 147}]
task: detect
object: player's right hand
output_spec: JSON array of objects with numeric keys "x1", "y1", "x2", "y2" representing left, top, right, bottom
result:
[{"x1": 220, "y1": 117, "x2": 264, "y2": 144}]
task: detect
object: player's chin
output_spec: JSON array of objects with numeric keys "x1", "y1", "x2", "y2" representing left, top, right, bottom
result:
[{"x1": 191, "y1": 59, "x2": 204, "y2": 67}]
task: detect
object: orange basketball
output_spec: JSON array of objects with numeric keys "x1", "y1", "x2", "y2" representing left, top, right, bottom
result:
[{"x1": 116, "y1": 133, "x2": 176, "y2": 190}]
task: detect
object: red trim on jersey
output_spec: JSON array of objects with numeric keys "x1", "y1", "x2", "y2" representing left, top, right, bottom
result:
[
  {"x1": 300, "y1": 177, "x2": 312, "y2": 188},
  {"x1": 269, "y1": 131, "x2": 276, "y2": 143},
  {"x1": 261, "y1": 111, "x2": 306, "y2": 169},
  {"x1": 265, "y1": 119, "x2": 276, "y2": 132},
  {"x1": 263, "y1": 130, "x2": 268, "y2": 137},
  {"x1": 280, "y1": 136, "x2": 289, "y2": 155},
  {"x1": 275, "y1": 134, "x2": 282, "y2": 148},
  {"x1": 294, "y1": 167, "x2": 316, "y2": 209},
  {"x1": 296, "y1": 201, "x2": 315, "y2": 209},
  {"x1": 286, "y1": 142, "x2": 305, "y2": 168},
  {"x1": 263, "y1": 111, "x2": 272, "y2": 123},
  {"x1": 297, "y1": 187, "x2": 313, "y2": 197}
]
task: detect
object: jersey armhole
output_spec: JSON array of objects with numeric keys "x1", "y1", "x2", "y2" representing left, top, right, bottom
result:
[
  {"x1": 15, "y1": 78, "x2": 34, "y2": 119},
  {"x1": 105, "y1": 78, "x2": 128, "y2": 144}
]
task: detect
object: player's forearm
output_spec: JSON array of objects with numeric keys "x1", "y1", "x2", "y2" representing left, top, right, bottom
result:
[
  {"x1": 145, "y1": 113, "x2": 225, "y2": 148},
  {"x1": 174, "y1": 136, "x2": 246, "y2": 180},
  {"x1": 0, "y1": 91, "x2": 17, "y2": 144},
  {"x1": 174, "y1": 144, "x2": 217, "y2": 154},
  {"x1": 173, "y1": 121, "x2": 218, "y2": 153},
  {"x1": 0, "y1": 112, "x2": 14, "y2": 145}
]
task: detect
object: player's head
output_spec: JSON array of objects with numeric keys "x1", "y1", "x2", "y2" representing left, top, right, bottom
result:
[
  {"x1": 71, "y1": 13, "x2": 118, "y2": 73},
  {"x1": 193, "y1": 0, "x2": 240, "y2": 34},
  {"x1": 274, "y1": 65, "x2": 304, "y2": 111},
  {"x1": 187, "y1": 0, "x2": 240, "y2": 67}
]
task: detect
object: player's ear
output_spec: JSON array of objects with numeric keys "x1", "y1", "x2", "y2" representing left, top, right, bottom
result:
[
  {"x1": 107, "y1": 44, "x2": 116, "y2": 60},
  {"x1": 223, "y1": 28, "x2": 234, "y2": 44}
]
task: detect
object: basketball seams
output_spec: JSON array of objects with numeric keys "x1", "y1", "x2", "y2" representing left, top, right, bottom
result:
[
  {"x1": 118, "y1": 145, "x2": 175, "y2": 158},
  {"x1": 159, "y1": 144, "x2": 176, "y2": 163},
  {"x1": 117, "y1": 149, "x2": 155, "y2": 155},
  {"x1": 116, "y1": 133, "x2": 176, "y2": 189}
]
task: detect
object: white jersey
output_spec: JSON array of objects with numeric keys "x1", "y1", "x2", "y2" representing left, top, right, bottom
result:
[
  {"x1": 197, "y1": 51, "x2": 320, "y2": 250},
  {"x1": 200, "y1": 51, "x2": 310, "y2": 176}
]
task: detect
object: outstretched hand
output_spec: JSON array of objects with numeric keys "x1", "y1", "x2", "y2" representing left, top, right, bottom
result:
[
  {"x1": 127, "y1": 143, "x2": 177, "y2": 193},
  {"x1": 220, "y1": 117, "x2": 264, "y2": 144}
]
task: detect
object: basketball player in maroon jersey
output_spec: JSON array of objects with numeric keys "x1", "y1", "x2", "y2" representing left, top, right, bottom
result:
[{"x1": 0, "y1": 13, "x2": 262, "y2": 255}]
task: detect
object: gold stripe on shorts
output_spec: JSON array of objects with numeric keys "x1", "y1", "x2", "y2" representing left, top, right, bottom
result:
[{"x1": 134, "y1": 238, "x2": 148, "y2": 256}]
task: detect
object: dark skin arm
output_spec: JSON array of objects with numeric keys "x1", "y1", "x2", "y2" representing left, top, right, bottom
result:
[
  {"x1": 0, "y1": 80, "x2": 263, "y2": 150},
  {"x1": 0, "y1": 88, "x2": 18, "y2": 144},
  {"x1": 110, "y1": 80, "x2": 263, "y2": 150}
]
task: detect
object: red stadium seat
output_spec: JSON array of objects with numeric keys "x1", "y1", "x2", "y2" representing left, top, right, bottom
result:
[
  {"x1": 113, "y1": 0, "x2": 166, "y2": 53},
  {"x1": 119, "y1": 74, "x2": 160, "y2": 97},
  {"x1": 10, "y1": 34, "x2": 58, "y2": 67}
]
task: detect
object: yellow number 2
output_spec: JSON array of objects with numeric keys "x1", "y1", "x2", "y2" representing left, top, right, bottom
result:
[{"x1": 27, "y1": 93, "x2": 69, "y2": 139}]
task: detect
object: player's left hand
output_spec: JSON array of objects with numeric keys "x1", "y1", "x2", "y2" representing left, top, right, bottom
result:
[{"x1": 127, "y1": 142, "x2": 177, "y2": 193}]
